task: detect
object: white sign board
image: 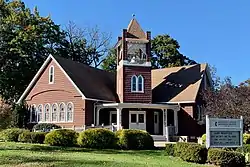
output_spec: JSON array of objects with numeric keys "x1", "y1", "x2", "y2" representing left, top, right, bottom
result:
[{"x1": 206, "y1": 115, "x2": 243, "y2": 148}]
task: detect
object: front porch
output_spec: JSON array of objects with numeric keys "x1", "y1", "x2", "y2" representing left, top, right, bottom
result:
[{"x1": 95, "y1": 103, "x2": 180, "y2": 142}]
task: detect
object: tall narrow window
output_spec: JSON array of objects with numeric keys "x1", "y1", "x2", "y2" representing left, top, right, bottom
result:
[
  {"x1": 59, "y1": 103, "x2": 65, "y2": 122},
  {"x1": 37, "y1": 104, "x2": 43, "y2": 122},
  {"x1": 44, "y1": 104, "x2": 50, "y2": 122},
  {"x1": 66, "y1": 102, "x2": 73, "y2": 122},
  {"x1": 30, "y1": 105, "x2": 37, "y2": 122},
  {"x1": 138, "y1": 75, "x2": 144, "y2": 92},
  {"x1": 49, "y1": 66, "x2": 54, "y2": 84},
  {"x1": 51, "y1": 103, "x2": 58, "y2": 122},
  {"x1": 131, "y1": 75, "x2": 137, "y2": 92}
]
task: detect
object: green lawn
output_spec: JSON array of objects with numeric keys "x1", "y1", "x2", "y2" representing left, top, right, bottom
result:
[{"x1": 0, "y1": 142, "x2": 209, "y2": 167}]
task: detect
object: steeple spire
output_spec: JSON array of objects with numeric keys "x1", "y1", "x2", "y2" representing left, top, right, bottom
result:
[{"x1": 127, "y1": 16, "x2": 146, "y2": 39}]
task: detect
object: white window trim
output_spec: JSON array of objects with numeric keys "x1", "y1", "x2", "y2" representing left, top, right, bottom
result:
[
  {"x1": 131, "y1": 75, "x2": 138, "y2": 92},
  {"x1": 37, "y1": 104, "x2": 43, "y2": 123},
  {"x1": 30, "y1": 104, "x2": 37, "y2": 123},
  {"x1": 66, "y1": 102, "x2": 74, "y2": 122},
  {"x1": 59, "y1": 102, "x2": 66, "y2": 122},
  {"x1": 137, "y1": 75, "x2": 144, "y2": 93},
  {"x1": 49, "y1": 65, "x2": 54, "y2": 84},
  {"x1": 44, "y1": 103, "x2": 51, "y2": 122},
  {"x1": 131, "y1": 75, "x2": 144, "y2": 93},
  {"x1": 51, "y1": 103, "x2": 58, "y2": 122}
]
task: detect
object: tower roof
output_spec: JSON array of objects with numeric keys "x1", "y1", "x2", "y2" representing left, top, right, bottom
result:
[{"x1": 127, "y1": 18, "x2": 146, "y2": 39}]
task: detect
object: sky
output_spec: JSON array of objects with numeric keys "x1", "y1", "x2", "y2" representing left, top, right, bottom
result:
[{"x1": 22, "y1": 0, "x2": 250, "y2": 85}]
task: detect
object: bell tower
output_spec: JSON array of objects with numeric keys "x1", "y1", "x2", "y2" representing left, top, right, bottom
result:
[{"x1": 115, "y1": 17, "x2": 152, "y2": 103}]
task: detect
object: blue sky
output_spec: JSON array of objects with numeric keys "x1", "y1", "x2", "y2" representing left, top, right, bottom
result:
[{"x1": 23, "y1": 0, "x2": 249, "y2": 85}]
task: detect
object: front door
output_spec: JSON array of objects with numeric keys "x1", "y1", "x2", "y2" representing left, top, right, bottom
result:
[
  {"x1": 129, "y1": 111, "x2": 146, "y2": 131},
  {"x1": 154, "y1": 112, "x2": 159, "y2": 134}
]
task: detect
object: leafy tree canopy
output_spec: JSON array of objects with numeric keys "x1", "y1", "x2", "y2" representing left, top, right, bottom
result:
[{"x1": 0, "y1": 0, "x2": 111, "y2": 103}]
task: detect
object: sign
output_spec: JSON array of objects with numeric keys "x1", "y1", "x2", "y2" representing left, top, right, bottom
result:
[{"x1": 206, "y1": 115, "x2": 243, "y2": 148}]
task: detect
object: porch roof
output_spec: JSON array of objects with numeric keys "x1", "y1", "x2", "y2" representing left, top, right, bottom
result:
[{"x1": 96, "y1": 103, "x2": 180, "y2": 111}]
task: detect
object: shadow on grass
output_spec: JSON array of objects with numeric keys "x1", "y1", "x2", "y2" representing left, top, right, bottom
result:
[
  {"x1": 0, "y1": 142, "x2": 165, "y2": 157},
  {"x1": 0, "y1": 154, "x2": 138, "y2": 167}
]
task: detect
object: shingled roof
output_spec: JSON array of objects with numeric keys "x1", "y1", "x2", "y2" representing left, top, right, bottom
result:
[
  {"x1": 151, "y1": 64, "x2": 209, "y2": 103},
  {"x1": 53, "y1": 56, "x2": 118, "y2": 102},
  {"x1": 127, "y1": 18, "x2": 146, "y2": 39}
]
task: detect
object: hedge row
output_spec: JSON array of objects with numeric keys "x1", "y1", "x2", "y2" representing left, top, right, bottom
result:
[
  {"x1": 166, "y1": 143, "x2": 246, "y2": 166},
  {"x1": 18, "y1": 131, "x2": 47, "y2": 144},
  {"x1": 45, "y1": 128, "x2": 154, "y2": 150},
  {"x1": 208, "y1": 148, "x2": 245, "y2": 167}
]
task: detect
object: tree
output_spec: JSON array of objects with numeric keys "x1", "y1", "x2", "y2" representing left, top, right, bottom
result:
[
  {"x1": 10, "y1": 101, "x2": 30, "y2": 128},
  {"x1": 201, "y1": 74, "x2": 250, "y2": 131},
  {"x1": 63, "y1": 21, "x2": 111, "y2": 67},
  {"x1": 101, "y1": 48, "x2": 117, "y2": 72},
  {"x1": 151, "y1": 35, "x2": 196, "y2": 69},
  {"x1": 0, "y1": 0, "x2": 66, "y2": 104},
  {"x1": 101, "y1": 34, "x2": 196, "y2": 72}
]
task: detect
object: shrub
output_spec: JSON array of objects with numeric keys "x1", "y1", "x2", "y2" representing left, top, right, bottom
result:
[
  {"x1": 44, "y1": 129, "x2": 78, "y2": 147},
  {"x1": 33, "y1": 123, "x2": 61, "y2": 132},
  {"x1": 236, "y1": 144, "x2": 250, "y2": 153},
  {"x1": 18, "y1": 131, "x2": 47, "y2": 144},
  {"x1": 174, "y1": 142, "x2": 207, "y2": 164},
  {"x1": 243, "y1": 133, "x2": 250, "y2": 144},
  {"x1": 116, "y1": 129, "x2": 154, "y2": 150},
  {"x1": 0, "y1": 128, "x2": 29, "y2": 142},
  {"x1": 165, "y1": 143, "x2": 175, "y2": 156},
  {"x1": 201, "y1": 134, "x2": 206, "y2": 145},
  {"x1": 208, "y1": 148, "x2": 245, "y2": 167},
  {"x1": 78, "y1": 128, "x2": 117, "y2": 149}
]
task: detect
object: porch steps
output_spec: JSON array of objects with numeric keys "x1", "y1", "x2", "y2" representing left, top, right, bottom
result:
[{"x1": 151, "y1": 135, "x2": 166, "y2": 141}]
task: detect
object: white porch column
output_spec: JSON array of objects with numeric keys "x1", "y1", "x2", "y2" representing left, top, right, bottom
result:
[
  {"x1": 96, "y1": 108, "x2": 101, "y2": 126},
  {"x1": 174, "y1": 110, "x2": 178, "y2": 135},
  {"x1": 116, "y1": 107, "x2": 122, "y2": 130},
  {"x1": 163, "y1": 109, "x2": 169, "y2": 142}
]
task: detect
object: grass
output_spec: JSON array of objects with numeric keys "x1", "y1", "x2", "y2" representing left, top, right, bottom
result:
[{"x1": 0, "y1": 142, "x2": 209, "y2": 167}]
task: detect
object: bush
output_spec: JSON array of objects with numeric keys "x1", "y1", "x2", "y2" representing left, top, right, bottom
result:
[
  {"x1": 33, "y1": 123, "x2": 61, "y2": 132},
  {"x1": 116, "y1": 129, "x2": 154, "y2": 150},
  {"x1": 78, "y1": 128, "x2": 117, "y2": 149},
  {"x1": 18, "y1": 131, "x2": 47, "y2": 144},
  {"x1": 0, "y1": 128, "x2": 29, "y2": 142},
  {"x1": 208, "y1": 148, "x2": 245, "y2": 167},
  {"x1": 201, "y1": 134, "x2": 206, "y2": 145},
  {"x1": 174, "y1": 142, "x2": 207, "y2": 164},
  {"x1": 165, "y1": 143, "x2": 175, "y2": 156},
  {"x1": 236, "y1": 144, "x2": 250, "y2": 153},
  {"x1": 44, "y1": 129, "x2": 78, "y2": 147},
  {"x1": 243, "y1": 133, "x2": 250, "y2": 144}
]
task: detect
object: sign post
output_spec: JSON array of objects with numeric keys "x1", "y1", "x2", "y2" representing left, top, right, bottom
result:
[{"x1": 206, "y1": 115, "x2": 243, "y2": 148}]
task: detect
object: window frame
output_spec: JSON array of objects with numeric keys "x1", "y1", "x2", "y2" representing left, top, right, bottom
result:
[
  {"x1": 59, "y1": 102, "x2": 66, "y2": 122},
  {"x1": 44, "y1": 103, "x2": 50, "y2": 122},
  {"x1": 49, "y1": 65, "x2": 54, "y2": 84},
  {"x1": 131, "y1": 75, "x2": 138, "y2": 92},
  {"x1": 51, "y1": 103, "x2": 58, "y2": 122},
  {"x1": 66, "y1": 102, "x2": 74, "y2": 122},
  {"x1": 137, "y1": 75, "x2": 144, "y2": 92},
  {"x1": 37, "y1": 104, "x2": 43, "y2": 123}
]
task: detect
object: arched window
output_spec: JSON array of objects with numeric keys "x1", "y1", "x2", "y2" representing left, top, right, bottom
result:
[
  {"x1": 66, "y1": 102, "x2": 74, "y2": 122},
  {"x1": 51, "y1": 103, "x2": 58, "y2": 122},
  {"x1": 37, "y1": 104, "x2": 43, "y2": 122},
  {"x1": 138, "y1": 75, "x2": 144, "y2": 92},
  {"x1": 59, "y1": 103, "x2": 66, "y2": 122},
  {"x1": 49, "y1": 65, "x2": 54, "y2": 84},
  {"x1": 30, "y1": 105, "x2": 37, "y2": 122},
  {"x1": 44, "y1": 104, "x2": 50, "y2": 122},
  {"x1": 131, "y1": 75, "x2": 137, "y2": 92}
]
